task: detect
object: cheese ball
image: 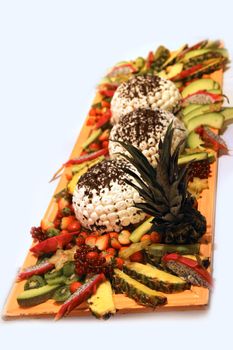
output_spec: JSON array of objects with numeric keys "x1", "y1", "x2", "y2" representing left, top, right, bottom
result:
[
  {"x1": 109, "y1": 108, "x2": 186, "y2": 167},
  {"x1": 73, "y1": 159, "x2": 146, "y2": 233},
  {"x1": 110, "y1": 75, "x2": 181, "y2": 124}
]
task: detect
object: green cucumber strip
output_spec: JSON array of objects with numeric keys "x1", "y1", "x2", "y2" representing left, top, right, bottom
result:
[
  {"x1": 178, "y1": 152, "x2": 208, "y2": 165},
  {"x1": 130, "y1": 217, "x2": 153, "y2": 243},
  {"x1": 82, "y1": 129, "x2": 102, "y2": 149}
]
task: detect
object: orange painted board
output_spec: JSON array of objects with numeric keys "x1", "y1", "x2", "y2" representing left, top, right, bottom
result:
[{"x1": 2, "y1": 70, "x2": 223, "y2": 320}]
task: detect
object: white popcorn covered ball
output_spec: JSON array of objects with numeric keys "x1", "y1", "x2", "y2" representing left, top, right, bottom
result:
[
  {"x1": 73, "y1": 159, "x2": 146, "y2": 233},
  {"x1": 111, "y1": 75, "x2": 181, "y2": 124},
  {"x1": 109, "y1": 108, "x2": 187, "y2": 167}
]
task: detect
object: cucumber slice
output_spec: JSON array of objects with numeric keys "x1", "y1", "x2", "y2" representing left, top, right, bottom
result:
[
  {"x1": 47, "y1": 276, "x2": 67, "y2": 286},
  {"x1": 82, "y1": 129, "x2": 102, "y2": 150},
  {"x1": 145, "y1": 243, "x2": 200, "y2": 259},
  {"x1": 187, "y1": 131, "x2": 204, "y2": 149},
  {"x1": 181, "y1": 79, "x2": 217, "y2": 99},
  {"x1": 182, "y1": 104, "x2": 201, "y2": 116},
  {"x1": 221, "y1": 107, "x2": 233, "y2": 121},
  {"x1": 178, "y1": 152, "x2": 208, "y2": 165},
  {"x1": 130, "y1": 217, "x2": 153, "y2": 243},
  {"x1": 17, "y1": 284, "x2": 60, "y2": 307},
  {"x1": 186, "y1": 112, "x2": 224, "y2": 132}
]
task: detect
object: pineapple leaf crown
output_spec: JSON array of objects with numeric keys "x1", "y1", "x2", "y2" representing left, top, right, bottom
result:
[{"x1": 114, "y1": 123, "x2": 194, "y2": 226}]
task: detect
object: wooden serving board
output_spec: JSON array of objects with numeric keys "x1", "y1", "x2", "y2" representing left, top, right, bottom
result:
[{"x1": 2, "y1": 70, "x2": 222, "y2": 320}]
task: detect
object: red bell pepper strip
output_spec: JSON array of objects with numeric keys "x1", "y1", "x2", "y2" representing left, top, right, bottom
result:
[
  {"x1": 63, "y1": 149, "x2": 108, "y2": 166},
  {"x1": 171, "y1": 64, "x2": 203, "y2": 81},
  {"x1": 195, "y1": 126, "x2": 228, "y2": 154},
  {"x1": 146, "y1": 51, "x2": 154, "y2": 69},
  {"x1": 162, "y1": 253, "x2": 212, "y2": 287},
  {"x1": 55, "y1": 273, "x2": 106, "y2": 320},
  {"x1": 50, "y1": 148, "x2": 108, "y2": 183},
  {"x1": 17, "y1": 261, "x2": 55, "y2": 281},
  {"x1": 30, "y1": 231, "x2": 78, "y2": 256},
  {"x1": 98, "y1": 90, "x2": 115, "y2": 97},
  {"x1": 95, "y1": 111, "x2": 112, "y2": 129},
  {"x1": 98, "y1": 83, "x2": 118, "y2": 90}
]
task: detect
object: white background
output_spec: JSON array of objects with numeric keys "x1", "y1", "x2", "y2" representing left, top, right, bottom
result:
[{"x1": 1, "y1": 1, "x2": 233, "y2": 349}]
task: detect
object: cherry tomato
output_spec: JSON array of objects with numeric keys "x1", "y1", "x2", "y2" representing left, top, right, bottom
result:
[
  {"x1": 69, "y1": 281, "x2": 82, "y2": 294},
  {"x1": 150, "y1": 231, "x2": 161, "y2": 243},
  {"x1": 86, "y1": 251, "x2": 99, "y2": 261}
]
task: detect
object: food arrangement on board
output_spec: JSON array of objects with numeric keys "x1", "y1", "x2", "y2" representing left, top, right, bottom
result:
[{"x1": 4, "y1": 39, "x2": 233, "y2": 320}]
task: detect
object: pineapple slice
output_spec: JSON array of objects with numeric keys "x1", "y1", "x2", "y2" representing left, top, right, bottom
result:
[
  {"x1": 123, "y1": 262, "x2": 190, "y2": 293},
  {"x1": 88, "y1": 281, "x2": 116, "y2": 319},
  {"x1": 113, "y1": 269, "x2": 167, "y2": 308}
]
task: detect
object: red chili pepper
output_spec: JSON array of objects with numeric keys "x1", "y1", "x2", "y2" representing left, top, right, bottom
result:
[
  {"x1": 65, "y1": 149, "x2": 108, "y2": 166},
  {"x1": 30, "y1": 231, "x2": 78, "y2": 256},
  {"x1": 146, "y1": 51, "x2": 154, "y2": 69},
  {"x1": 95, "y1": 111, "x2": 112, "y2": 129},
  {"x1": 17, "y1": 261, "x2": 55, "y2": 281},
  {"x1": 55, "y1": 273, "x2": 106, "y2": 320},
  {"x1": 195, "y1": 126, "x2": 228, "y2": 154},
  {"x1": 162, "y1": 253, "x2": 212, "y2": 286},
  {"x1": 99, "y1": 90, "x2": 115, "y2": 97},
  {"x1": 171, "y1": 64, "x2": 203, "y2": 81}
]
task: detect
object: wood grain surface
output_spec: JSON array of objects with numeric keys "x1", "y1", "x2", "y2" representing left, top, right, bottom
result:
[{"x1": 2, "y1": 70, "x2": 222, "y2": 320}]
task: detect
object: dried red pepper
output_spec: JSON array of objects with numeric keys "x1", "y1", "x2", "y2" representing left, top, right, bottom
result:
[
  {"x1": 17, "y1": 261, "x2": 55, "y2": 281},
  {"x1": 55, "y1": 273, "x2": 106, "y2": 320}
]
